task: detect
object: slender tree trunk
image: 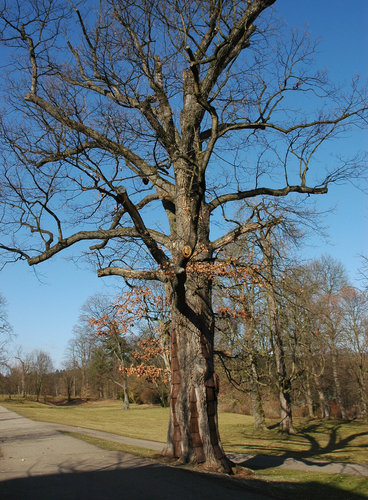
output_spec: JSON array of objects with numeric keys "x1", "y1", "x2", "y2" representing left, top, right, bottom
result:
[
  {"x1": 304, "y1": 373, "x2": 315, "y2": 418},
  {"x1": 21, "y1": 366, "x2": 26, "y2": 397},
  {"x1": 122, "y1": 372, "x2": 130, "y2": 410},
  {"x1": 313, "y1": 373, "x2": 330, "y2": 419},
  {"x1": 81, "y1": 365, "x2": 89, "y2": 401},
  {"x1": 66, "y1": 380, "x2": 72, "y2": 402},
  {"x1": 246, "y1": 336, "x2": 266, "y2": 429},
  {"x1": 267, "y1": 281, "x2": 294, "y2": 433},
  {"x1": 357, "y1": 354, "x2": 368, "y2": 421},
  {"x1": 243, "y1": 290, "x2": 266, "y2": 430},
  {"x1": 15, "y1": 357, "x2": 27, "y2": 397},
  {"x1": 331, "y1": 348, "x2": 347, "y2": 419},
  {"x1": 162, "y1": 275, "x2": 232, "y2": 473},
  {"x1": 249, "y1": 359, "x2": 266, "y2": 430},
  {"x1": 262, "y1": 231, "x2": 294, "y2": 434}
]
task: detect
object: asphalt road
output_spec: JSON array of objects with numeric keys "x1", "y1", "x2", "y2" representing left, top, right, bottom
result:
[{"x1": 0, "y1": 406, "x2": 272, "y2": 500}]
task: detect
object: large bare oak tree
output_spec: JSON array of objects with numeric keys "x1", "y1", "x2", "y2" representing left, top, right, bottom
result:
[{"x1": 0, "y1": 0, "x2": 366, "y2": 471}]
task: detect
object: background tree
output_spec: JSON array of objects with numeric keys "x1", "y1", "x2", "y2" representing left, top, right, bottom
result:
[
  {"x1": 61, "y1": 359, "x2": 78, "y2": 401},
  {"x1": 89, "y1": 345, "x2": 112, "y2": 399},
  {"x1": 14, "y1": 347, "x2": 33, "y2": 397},
  {"x1": 340, "y1": 286, "x2": 368, "y2": 420},
  {"x1": 0, "y1": 0, "x2": 366, "y2": 471},
  {"x1": 0, "y1": 293, "x2": 13, "y2": 371},
  {"x1": 86, "y1": 293, "x2": 134, "y2": 409},
  {"x1": 28, "y1": 349, "x2": 54, "y2": 401},
  {"x1": 213, "y1": 239, "x2": 267, "y2": 430},
  {"x1": 311, "y1": 256, "x2": 349, "y2": 419},
  {"x1": 66, "y1": 318, "x2": 97, "y2": 400},
  {"x1": 90, "y1": 286, "x2": 171, "y2": 407}
]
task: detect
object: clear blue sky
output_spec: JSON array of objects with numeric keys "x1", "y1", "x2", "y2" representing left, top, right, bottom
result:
[{"x1": 1, "y1": 0, "x2": 367, "y2": 368}]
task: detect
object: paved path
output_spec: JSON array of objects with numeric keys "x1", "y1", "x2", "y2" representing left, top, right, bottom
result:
[{"x1": 0, "y1": 406, "x2": 272, "y2": 500}]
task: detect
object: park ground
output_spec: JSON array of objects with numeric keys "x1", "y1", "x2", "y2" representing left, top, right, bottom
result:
[{"x1": 1, "y1": 397, "x2": 368, "y2": 499}]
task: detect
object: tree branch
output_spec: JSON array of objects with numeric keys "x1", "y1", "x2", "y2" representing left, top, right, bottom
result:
[
  {"x1": 115, "y1": 187, "x2": 170, "y2": 268},
  {"x1": 211, "y1": 218, "x2": 280, "y2": 251},
  {"x1": 23, "y1": 93, "x2": 174, "y2": 195},
  {"x1": 25, "y1": 227, "x2": 170, "y2": 266},
  {"x1": 97, "y1": 266, "x2": 164, "y2": 281},
  {"x1": 201, "y1": 109, "x2": 367, "y2": 142},
  {"x1": 209, "y1": 184, "x2": 328, "y2": 212}
]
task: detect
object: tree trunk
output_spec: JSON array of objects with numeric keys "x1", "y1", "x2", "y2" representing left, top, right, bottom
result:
[
  {"x1": 243, "y1": 292, "x2": 266, "y2": 430},
  {"x1": 122, "y1": 372, "x2": 130, "y2": 410},
  {"x1": 162, "y1": 275, "x2": 232, "y2": 473},
  {"x1": 314, "y1": 373, "x2": 330, "y2": 419},
  {"x1": 81, "y1": 366, "x2": 89, "y2": 401},
  {"x1": 249, "y1": 378, "x2": 266, "y2": 429},
  {"x1": 269, "y1": 290, "x2": 294, "y2": 433},
  {"x1": 262, "y1": 231, "x2": 294, "y2": 434},
  {"x1": 304, "y1": 373, "x2": 315, "y2": 418},
  {"x1": 20, "y1": 364, "x2": 26, "y2": 397},
  {"x1": 356, "y1": 354, "x2": 367, "y2": 421},
  {"x1": 331, "y1": 348, "x2": 347, "y2": 420},
  {"x1": 248, "y1": 354, "x2": 266, "y2": 429}
]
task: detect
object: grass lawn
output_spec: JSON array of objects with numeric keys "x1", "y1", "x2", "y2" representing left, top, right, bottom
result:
[
  {"x1": 1, "y1": 397, "x2": 368, "y2": 498},
  {"x1": 2, "y1": 397, "x2": 367, "y2": 465}
]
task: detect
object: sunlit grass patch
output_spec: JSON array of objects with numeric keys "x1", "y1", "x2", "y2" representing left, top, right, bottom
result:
[{"x1": 61, "y1": 431, "x2": 158, "y2": 459}]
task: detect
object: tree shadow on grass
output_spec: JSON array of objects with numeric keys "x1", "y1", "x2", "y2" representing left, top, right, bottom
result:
[
  {"x1": 293, "y1": 422, "x2": 368, "y2": 460},
  {"x1": 232, "y1": 421, "x2": 368, "y2": 476}
]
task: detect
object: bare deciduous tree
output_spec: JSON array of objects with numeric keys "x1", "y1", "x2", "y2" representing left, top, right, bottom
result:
[
  {"x1": 0, "y1": 293, "x2": 13, "y2": 371},
  {"x1": 0, "y1": 1, "x2": 366, "y2": 471},
  {"x1": 29, "y1": 349, "x2": 54, "y2": 401}
]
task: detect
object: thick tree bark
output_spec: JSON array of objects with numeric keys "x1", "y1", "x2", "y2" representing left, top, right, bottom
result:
[{"x1": 162, "y1": 274, "x2": 232, "y2": 473}]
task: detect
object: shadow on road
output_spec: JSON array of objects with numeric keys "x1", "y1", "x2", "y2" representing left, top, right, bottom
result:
[
  {"x1": 0, "y1": 462, "x2": 269, "y2": 500},
  {"x1": 1, "y1": 463, "x2": 366, "y2": 500}
]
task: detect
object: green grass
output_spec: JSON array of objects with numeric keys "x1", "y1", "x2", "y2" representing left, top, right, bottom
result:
[
  {"x1": 255, "y1": 468, "x2": 368, "y2": 499},
  {"x1": 2, "y1": 397, "x2": 368, "y2": 499},
  {"x1": 61, "y1": 431, "x2": 158, "y2": 459},
  {"x1": 2, "y1": 397, "x2": 367, "y2": 465},
  {"x1": 220, "y1": 415, "x2": 368, "y2": 465},
  {"x1": 1, "y1": 399, "x2": 169, "y2": 441}
]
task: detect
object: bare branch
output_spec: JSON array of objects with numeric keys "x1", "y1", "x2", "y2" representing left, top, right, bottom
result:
[
  {"x1": 97, "y1": 266, "x2": 165, "y2": 281},
  {"x1": 211, "y1": 218, "x2": 280, "y2": 251},
  {"x1": 24, "y1": 227, "x2": 170, "y2": 266},
  {"x1": 209, "y1": 184, "x2": 328, "y2": 212}
]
